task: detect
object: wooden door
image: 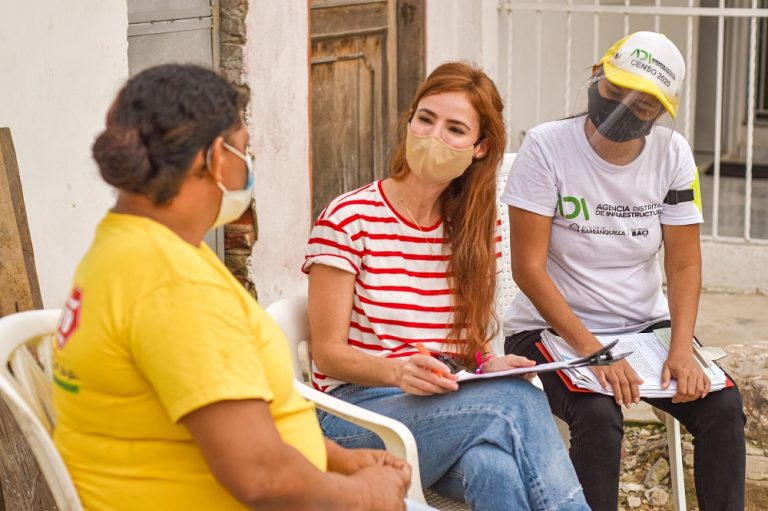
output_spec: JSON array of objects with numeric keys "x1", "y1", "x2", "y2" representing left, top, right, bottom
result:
[{"x1": 309, "y1": 0, "x2": 425, "y2": 221}]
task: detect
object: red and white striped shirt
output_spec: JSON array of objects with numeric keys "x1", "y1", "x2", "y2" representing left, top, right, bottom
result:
[{"x1": 303, "y1": 180, "x2": 500, "y2": 392}]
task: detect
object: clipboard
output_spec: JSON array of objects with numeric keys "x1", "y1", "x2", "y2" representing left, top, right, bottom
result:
[{"x1": 456, "y1": 339, "x2": 630, "y2": 383}]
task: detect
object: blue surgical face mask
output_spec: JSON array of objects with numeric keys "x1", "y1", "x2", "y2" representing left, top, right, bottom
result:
[{"x1": 208, "y1": 141, "x2": 254, "y2": 229}]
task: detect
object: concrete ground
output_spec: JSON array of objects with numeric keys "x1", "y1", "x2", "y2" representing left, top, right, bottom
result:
[
  {"x1": 695, "y1": 290, "x2": 768, "y2": 347},
  {"x1": 625, "y1": 289, "x2": 768, "y2": 423}
]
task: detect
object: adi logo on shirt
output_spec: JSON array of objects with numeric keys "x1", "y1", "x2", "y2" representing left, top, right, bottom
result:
[
  {"x1": 57, "y1": 287, "x2": 82, "y2": 349},
  {"x1": 558, "y1": 195, "x2": 590, "y2": 221}
]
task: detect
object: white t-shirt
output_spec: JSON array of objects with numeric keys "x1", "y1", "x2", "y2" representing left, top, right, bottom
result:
[{"x1": 501, "y1": 115, "x2": 703, "y2": 336}]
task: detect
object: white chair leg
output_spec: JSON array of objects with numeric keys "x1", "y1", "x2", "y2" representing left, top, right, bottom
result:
[{"x1": 665, "y1": 412, "x2": 686, "y2": 511}]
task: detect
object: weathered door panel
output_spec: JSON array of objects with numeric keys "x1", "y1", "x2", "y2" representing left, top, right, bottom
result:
[{"x1": 310, "y1": 0, "x2": 396, "y2": 221}]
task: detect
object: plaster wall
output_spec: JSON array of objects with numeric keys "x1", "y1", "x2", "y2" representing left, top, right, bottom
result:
[
  {"x1": 244, "y1": 0, "x2": 311, "y2": 306},
  {"x1": 0, "y1": 1, "x2": 129, "y2": 307},
  {"x1": 425, "y1": 0, "x2": 499, "y2": 79}
]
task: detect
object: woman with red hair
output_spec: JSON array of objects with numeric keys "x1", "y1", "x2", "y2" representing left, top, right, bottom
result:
[{"x1": 304, "y1": 62, "x2": 588, "y2": 511}]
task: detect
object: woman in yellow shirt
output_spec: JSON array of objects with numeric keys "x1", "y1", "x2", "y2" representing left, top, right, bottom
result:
[{"x1": 53, "y1": 64, "x2": 417, "y2": 511}]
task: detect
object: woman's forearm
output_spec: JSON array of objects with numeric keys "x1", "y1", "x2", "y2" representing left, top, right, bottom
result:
[
  {"x1": 313, "y1": 341, "x2": 404, "y2": 387},
  {"x1": 240, "y1": 443, "x2": 374, "y2": 511},
  {"x1": 665, "y1": 261, "x2": 700, "y2": 355},
  {"x1": 662, "y1": 223, "x2": 702, "y2": 355},
  {"x1": 183, "y1": 400, "x2": 395, "y2": 511},
  {"x1": 513, "y1": 265, "x2": 602, "y2": 356}
]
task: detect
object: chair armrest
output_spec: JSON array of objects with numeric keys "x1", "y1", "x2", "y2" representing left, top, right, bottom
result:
[{"x1": 293, "y1": 381, "x2": 427, "y2": 504}]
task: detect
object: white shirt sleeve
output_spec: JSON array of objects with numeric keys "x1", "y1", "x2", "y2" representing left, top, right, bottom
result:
[
  {"x1": 660, "y1": 134, "x2": 704, "y2": 226},
  {"x1": 500, "y1": 133, "x2": 559, "y2": 217},
  {"x1": 303, "y1": 205, "x2": 363, "y2": 275}
]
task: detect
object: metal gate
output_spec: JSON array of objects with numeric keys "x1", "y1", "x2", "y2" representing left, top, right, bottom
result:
[{"x1": 499, "y1": 0, "x2": 768, "y2": 244}]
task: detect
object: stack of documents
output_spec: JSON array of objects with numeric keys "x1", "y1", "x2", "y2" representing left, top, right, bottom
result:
[{"x1": 540, "y1": 328, "x2": 729, "y2": 398}]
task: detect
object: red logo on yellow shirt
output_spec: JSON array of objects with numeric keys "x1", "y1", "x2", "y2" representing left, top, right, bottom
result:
[{"x1": 57, "y1": 287, "x2": 82, "y2": 348}]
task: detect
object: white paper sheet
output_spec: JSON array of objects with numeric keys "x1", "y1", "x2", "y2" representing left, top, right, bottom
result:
[{"x1": 539, "y1": 330, "x2": 728, "y2": 398}]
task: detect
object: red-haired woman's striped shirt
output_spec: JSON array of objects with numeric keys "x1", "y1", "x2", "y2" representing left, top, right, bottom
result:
[{"x1": 303, "y1": 180, "x2": 501, "y2": 393}]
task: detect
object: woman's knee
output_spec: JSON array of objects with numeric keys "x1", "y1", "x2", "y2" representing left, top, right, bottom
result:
[
  {"x1": 463, "y1": 444, "x2": 512, "y2": 477},
  {"x1": 688, "y1": 387, "x2": 746, "y2": 435},
  {"x1": 718, "y1": 388, "x2": 746, "y2": 425}
]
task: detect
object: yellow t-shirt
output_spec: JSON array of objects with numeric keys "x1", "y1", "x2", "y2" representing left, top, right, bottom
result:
[{"x1": 53, "y1": 212, "x2": 326, "y2": 511}]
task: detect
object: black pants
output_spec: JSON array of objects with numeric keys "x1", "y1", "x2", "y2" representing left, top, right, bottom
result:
[{"x1": 505, "y1": 322, "x2": 746, "y2": 511}]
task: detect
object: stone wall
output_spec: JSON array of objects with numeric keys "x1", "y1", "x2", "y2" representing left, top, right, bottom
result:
[
  {"x1": 219, "y1": 0, "x2": 250, "y2": 101},
  {"x1": 219, "y1": 0, "x2": 258, "y2": 298},
  {"x1": 717, "y1": 343, "x2": 768, "y2": 509}
]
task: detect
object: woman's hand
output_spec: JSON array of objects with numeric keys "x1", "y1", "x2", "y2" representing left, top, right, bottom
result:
[
  {"x1": 327, "y1": 442, "x2": 411, "y2": 480},
  {"x1": 590, "y1": 359, "x2": 644, "y2": 407},
  {"x1": 662, "y1": 351, "x2": 710, "y2": 403},
  {"x1": 350, "y1": 464, "x2": 410, "y2": 511},
  {"x1": 481, "y1": 354, "x2": 537, "y2": 381},
  {"x1": 396, "y1": 355, "x2": 459, "y2": 395},
  {"x1": 326, "y1": 442, "x2": 411, "y2": 510}
]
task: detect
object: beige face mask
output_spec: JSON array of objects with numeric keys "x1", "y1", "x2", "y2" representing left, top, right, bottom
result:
[{"x1": 405, "y1": 126, "x2": 475, "y2": 185}]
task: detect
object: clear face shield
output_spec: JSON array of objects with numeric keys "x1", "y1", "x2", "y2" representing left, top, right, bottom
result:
[{"x1": 573, "y1": 65, "x2": 678, "y2": 167}]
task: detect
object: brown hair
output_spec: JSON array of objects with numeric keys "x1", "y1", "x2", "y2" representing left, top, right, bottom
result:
[{"x1": 389, "y1": 62, "x2": 506, "y2": 367}]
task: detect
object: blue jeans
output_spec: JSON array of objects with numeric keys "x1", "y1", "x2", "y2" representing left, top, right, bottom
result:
[{"x1": 319, "y1": 379, "x2": 589, "y2": 511}]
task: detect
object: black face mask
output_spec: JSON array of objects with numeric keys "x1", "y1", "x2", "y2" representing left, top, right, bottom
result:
[{"x1": 587, "y1": 80, "x2": 655, "y2": 143}]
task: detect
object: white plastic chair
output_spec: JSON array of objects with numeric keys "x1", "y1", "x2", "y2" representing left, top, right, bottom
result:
[
  {"x1": 496, "y1": 153, "x2": 686, "y2": 511},
  {"x1": 265, "y1": 295, "x2": 472, "y2": 510},
  {"x1": 0, "y1": 309, "x2": 83, "y2": 511},
  {"x1": 493, "y1": 153, "x2": 518, "y2": 353}
]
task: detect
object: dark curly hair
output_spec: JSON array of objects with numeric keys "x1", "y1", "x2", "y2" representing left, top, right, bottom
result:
[{"x1": 93, "y1": 64, "x2": 243, "y2": 204}]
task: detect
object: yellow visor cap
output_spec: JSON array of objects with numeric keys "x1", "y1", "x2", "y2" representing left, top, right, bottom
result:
[{"x1": 598, "y1": 31, "x2": 685, "y2": 118}]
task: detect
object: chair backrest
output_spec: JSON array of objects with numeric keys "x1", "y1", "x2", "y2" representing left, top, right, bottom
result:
[
  {"x1": 0, "y1": 309, "x2": 83, "y2": 511},
  {"x1": 493, "y1": 153, "x2": 518, "y2": 351},
  {"x1": 264, "y1": 295, "x2": 312, "y2": 382}
]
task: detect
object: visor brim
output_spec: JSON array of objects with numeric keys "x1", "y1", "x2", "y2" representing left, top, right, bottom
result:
[{"x1": 602, "y1": 61, "x2": 678, "y2": 118}]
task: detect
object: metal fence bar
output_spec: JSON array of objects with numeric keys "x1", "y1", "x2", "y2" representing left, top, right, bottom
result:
[
  {"x1": 745, "y1": 0, "x2": 758, "y2": 241},
  {"x1": 502, "y1": 3, "x2": 768, "y2": 18},
  {"x1": 704, "y1": 235, "x2": 768, "y2": 246},
  {"x1": 624, "y1": 0, "x2": 630, "y2": 35},
  {"x1": 536, "y1": 0, "x2": 543, "y2": 123},
  {"x1": 711, "y1": 0, "x2": 725, "y2": 239},
  {"x1": 565, "y1": 0, "x2": 573, "y2": 116},
  {"x1": 655, "y1": 0, "x2": 661, "y2": 32},
  {"x1": 593, "y1": 0, "x2": 599, "y2": 64},
  {"x1": 500, "y1": 0, "x2": 768, "y2": 243},
  {"x1": 684, "y1": 0, "x2": 694, "y2": 142},
  {"x1": 759, "y1": 14, "x2": 768, "y2": 114},
  {"x1": 506, "y1": 2, "x2": 514, "y2": 148}
]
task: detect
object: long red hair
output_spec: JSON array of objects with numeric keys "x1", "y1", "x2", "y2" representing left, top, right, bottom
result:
[{"x1": 388, "y1": 62, "x2": 506, "y2": 367}]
